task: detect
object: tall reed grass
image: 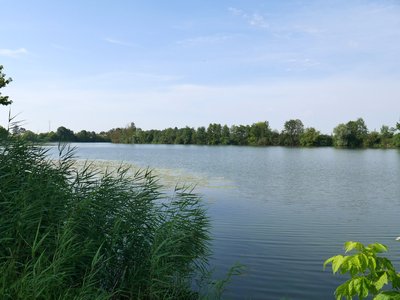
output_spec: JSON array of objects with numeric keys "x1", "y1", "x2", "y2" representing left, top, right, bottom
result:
[{"x1": 0, "y1": 138, "x2": 212, "y2": 299}]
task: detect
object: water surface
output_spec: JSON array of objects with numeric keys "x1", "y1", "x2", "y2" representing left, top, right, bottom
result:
[{"x1": 49, "y1": 144, "x2": 400, "y2": 299}]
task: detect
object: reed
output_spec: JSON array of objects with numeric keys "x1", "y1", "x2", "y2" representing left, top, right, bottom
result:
[{"x1": 0, "y1": 138, "x2": 211, "y2": 299}]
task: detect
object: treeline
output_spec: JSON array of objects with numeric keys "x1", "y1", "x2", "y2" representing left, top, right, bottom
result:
[
  {"x1": 0, "y1": 125, "x2": 110, "y2": 143},
  {"x1": 2, "y1": 118, "x2": 400, "y2": 148}
]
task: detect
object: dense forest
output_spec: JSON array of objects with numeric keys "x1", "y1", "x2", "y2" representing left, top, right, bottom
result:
[{"x1": 1, "y1": 118, "x2": 400, "y2": 148}]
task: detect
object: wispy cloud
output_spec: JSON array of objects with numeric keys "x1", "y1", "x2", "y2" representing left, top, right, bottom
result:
[
  {"x1": 0, "y1": 48, "x2": 28, "y2": 58},
  {"x1": 248, "y1": 14, "x2": 269, "y2": 29},
  {"x1": 228, "y1": 7, "x2": 245, "y2": 17},
  {"x1": 104, "y1": 38, "x2": 134, "y2": 47},
  {"x1": 229, "y1": 7, "x2": 269, "y2": 29}
]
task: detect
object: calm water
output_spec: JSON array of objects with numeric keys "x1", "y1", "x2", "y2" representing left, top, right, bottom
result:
[{"x1": 49, "y1": 144, "x2": 400, "y2": 299}]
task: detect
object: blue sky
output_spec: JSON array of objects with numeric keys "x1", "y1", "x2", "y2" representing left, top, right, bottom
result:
[{"x1": 1, "y1": 0, "x2": 399, "y2": 133}]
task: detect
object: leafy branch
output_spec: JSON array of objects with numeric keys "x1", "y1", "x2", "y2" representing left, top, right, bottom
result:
[{"x1": 324, "y1": 241, "x2": 400, "y2": 300}]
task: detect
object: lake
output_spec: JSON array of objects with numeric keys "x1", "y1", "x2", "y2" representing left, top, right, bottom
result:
[{"x1": 48, "y1": 143, "x2": 400, "y2": 299}]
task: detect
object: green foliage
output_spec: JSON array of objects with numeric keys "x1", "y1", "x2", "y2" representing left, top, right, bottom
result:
[
  {"x1": 6, "y1": 117, "x2": 399, "y2": 148},
  {"x1": 393, "y1": 134, "x2": 400, "y2": 148},
  {"x1": 316, "y1": 134, "x2": 333, "y2": 146},
  {"x1": 221, "y1": 125, "x2": 231, "y2": 145},
  {"x1": 0, "y1": 125, "x2": 8, "y2": 140},
  {"x1": 333, "y1": 118, "x2": 368, "y2": 148},
  {"x1": 175, "y1": 126, "x2": 195, "y2": 144},
  {"x1": 248, "y1": 121, "x2": 272, "y2": 146},
  {"x1": 300, "y1": 127, "x2": 320, "y2": 147},
  {"x1": 230, "y1": 125, "x2": 250, "y2": 145},
  {"x1": 0, "y1": 138, "x2": 213, "y2": 299},
  {"x1": 333, "y1": 123, "x2": 349, "y2": 147},
  {"x1": 56, "y1": 126, "x2": 76, "y2": 142},
  {"x1": 195, "y1": 127, "x2": 207, "y2": 145},
  {"x1": 281, "y1": 119, "x2": 304, "y2": 146},
  {"x1": 364, "y1": 131, "x2": 381, "y2": 148},
  {"x1": 207, "y1": 123, "x2": 222, "y2": 145},
  {"x1": 0, "y1": 65, "x2": 13, "y2": 106},
  {"x1": 324, "y1": 241, "x2": 400, "y2": 300}
]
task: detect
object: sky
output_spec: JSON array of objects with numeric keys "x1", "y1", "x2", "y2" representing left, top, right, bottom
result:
[{"x1": 1, "y1": 0, "x2": 399, "y2": 134}]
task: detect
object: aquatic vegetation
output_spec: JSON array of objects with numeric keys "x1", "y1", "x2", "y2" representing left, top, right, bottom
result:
[
  {"x1": 69, "y1": 159, "x2": 234, "y2": 190},
  {"x1": 0, "y1": 139, "x2": 212, "y2": 299}
]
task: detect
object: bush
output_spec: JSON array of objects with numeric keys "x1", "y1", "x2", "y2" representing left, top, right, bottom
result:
[
  {"x1": 324, "y1": 241, "x2": 400, "y2": 300},
  {"x1": 0, "y1": 138, "x2": 211, "y2": 299}
]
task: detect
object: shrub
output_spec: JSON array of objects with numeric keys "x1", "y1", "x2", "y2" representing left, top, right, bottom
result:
[
  {"x1": 0, "y1": 138, "x2": 210, "y2": 299},
  {"x1": 324, "y1": 241, "x2": 400, "y2": 300}
]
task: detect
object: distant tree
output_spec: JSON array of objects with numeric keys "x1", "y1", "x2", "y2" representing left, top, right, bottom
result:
[
  {"x1": 364, "y1": 131, "x2": 381, "y2": 148},
  {"x1": 333, "y1": 123, "x2": 348, "y2": 147},
  {"x1": 76, "y1": 130, "x2": 90, "y2": 142},
  {"x1": 270, "y1": 130, "x2": 280, "y2": 146},
  {"x1": 380, "y1": 125, "x2": 394, "y2": 138},
  {"x1": 175, "y1": 127, "x2": 193, "y2": 144},
  {"x1": 221, "y1": 125, "x2": 231, "y2": 145},
  {"x1": 37, "y1": 131, "x2": 58, "y2": 142},
  {"x1": 230, "y1": 125, "x2": 250, "y2": 145},
  {"x1": 379, "y1": 125, "x2": 394, "y2": 148},
  {"x1": 394, "y1": 121, "x2": 400, "y2": 148},
  {"x1": 350, "y1": 118, "x2": 367, "y2": 146},
  {"x1": 333, "y1": 118, "x2": 368, "y2": 148},
  {"x1": 195, "y1": 127, "x2": 207, "y2": 145},
  {"x1": 20, "y1": 130, "x2": 38, "y2": 142},
  {"x1": 56, "y1": 126, "x2": 76, "y2": 142},
  {"x1": 281, "y1": 119, "x2": 304, "y2": 146},
  {"x1": 316, "y1": 134, "x2": 333, "y2": 147},
  {"x1": 0, "y1": 65, "x2": 12, "y2": 106},
  {"x1": 300, "y1": 127, "x2": 320, "y2": 147},
  {"x1": 159, "y1": 128, "x2": 176, "y2": 144},
  {"x1": 134, "y1": 128, "x2": 145, "y2": 143},
  {"x1": 123, "y1": 122, "x2": 136, "y2": 143},
  {"x1": 206, "y1": 123, "x2": 222, "y2": 145},
  {"x1": 107, "y1": 128, "x2": 123, "y2": 143},
  {"x1": 249, "y1": 121, "x2": 272, "y2": 146},
  {"x1": 153, "y1": 130, "x2": 163, "y2": 144},
  {"x1": 394, "y1": 134, "x2": 400, "y2": 148}
]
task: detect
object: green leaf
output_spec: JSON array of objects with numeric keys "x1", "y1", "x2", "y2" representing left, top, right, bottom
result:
[
  {"x1": 374, "y1": 291, "x2": 400, "y2": 300},
  {"x1": 335, "y1": 281, "x2": 350, "y2": 300},
  {"x1": 359, "y1": 253, "x2": 369, "y2": 271},
  {"x1": 374, "y1": 272, "x2": 388, "y2": 291},
  {"x1": 324, "y1": 256, "x2": 336, "y2": 270},
  {"x1": 349, "y1": 255, "x2": 363, "y2": 274},
  {"x1": 377, "y1": 257, "x2": 395, "y2": 272},
  {"x1": 367, "y1": 243, "x2": 388, "y2": 253},
  {"x1": 324, "y1": 255, "x2": 345, "y2": 274},
  {"x1": 345, "y1": 241, "x2": 365, "y2": 253},
  {"x1": 345, "y1": 277, "x2": 368, "y2": 299},
  {"x1": 387, "y1": 271, "x2": 400, "y2": 289},
  {"x1": 368, "y1": 256, "x2": 377, "y2": 272},
  {"x1": 333, "y1": 255, "x2": 346, "y2": 274}
]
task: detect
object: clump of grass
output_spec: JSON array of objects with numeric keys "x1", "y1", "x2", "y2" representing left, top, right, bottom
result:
[{"x1": 0, "y1": 138, "x2": 210, "y2": 299}]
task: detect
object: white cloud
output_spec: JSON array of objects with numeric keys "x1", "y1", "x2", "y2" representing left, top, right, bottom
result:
[
  {"x1": 249, "y1": 13, "x2": 269, "y2": 29},
  {"x1": 0, "y1": 48, "x2": 28, "y2": 58},
  {"x1": 228, "y1": 7, "x2": 246, "y2": 17},
  {"x1": 229, "y1": 7, "x2": 268, "y2": 29}
]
